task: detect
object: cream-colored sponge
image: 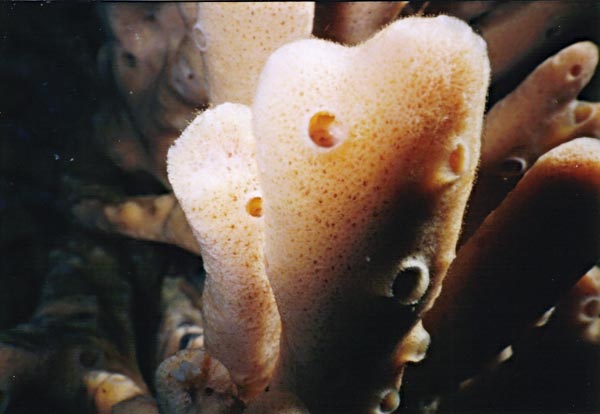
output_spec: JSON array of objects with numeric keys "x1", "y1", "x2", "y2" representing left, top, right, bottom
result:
[
  {"x1": 167, "y1": 103, "x2": 280, "y2": 401},
  {"x1": 196, "y1": 2, "x2": 314, "y2": 105},
  {"x1": 253, "y1": 15, "x2": 489, "y2": 410}
]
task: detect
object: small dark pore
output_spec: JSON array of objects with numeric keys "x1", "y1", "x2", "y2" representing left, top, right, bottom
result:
[
  {"x1": 569, "y1": 64, "x2": 583, "y2": 78},
  {"x1": 499, "y1": 156, "x2": 527, "y2": 177},
  {"x1": 121, "y1": 51, "x2": 137, "y2": 68},
  {"x1": 393, "y1": 266, "x2": 423, "y2": 302},
  {"x1": 179, "y1": 333, "x2": 202, "y2": 350}
]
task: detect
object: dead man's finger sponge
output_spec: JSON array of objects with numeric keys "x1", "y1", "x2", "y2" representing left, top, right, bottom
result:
[
  {"x1": 167, "y1": 103, "x2": 280, "y2": 401},
  {"x1": 253, "y1": 15, "x2": 490, "y2": 413}
]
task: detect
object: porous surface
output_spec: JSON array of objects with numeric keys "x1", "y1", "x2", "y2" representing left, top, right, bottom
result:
[
  {"x1": 167, "y1": 104, "x2": 280, "y2": 400},
  {"x1": 253, "y1": 15, "x2": 490, "y2": 412},
  {"x1": 196, "y1": 2, "x2": 314, "y2": 105}
]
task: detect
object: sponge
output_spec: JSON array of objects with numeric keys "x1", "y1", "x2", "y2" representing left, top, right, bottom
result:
[
  {"x1": 167, "y1": 103, "x2": 280, "y2": 401},
  {"x1": 196, "y1": 2, "x2": 314, "y2": 105},
  {"x1": 253, "y1": 15, "x2": 490, "y2": 412}
]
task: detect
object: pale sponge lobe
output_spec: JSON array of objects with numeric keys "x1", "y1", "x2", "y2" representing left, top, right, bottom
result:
[
  {"x1": 196, "y1": 2, "x2": 315, "y2": 105},
  {"x1": 253, "y1": 15, "x2": 489, "y2": 410},
  {"x1": 167, "y1": 103, "x2": 280, "y2": 401}
]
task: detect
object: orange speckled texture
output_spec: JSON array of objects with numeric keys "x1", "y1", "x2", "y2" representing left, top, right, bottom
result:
[
  {"x1": 253, "y1": 15, "x2": 489, "y2": 412},
  {"x1": 196, "y1": 2, "x2": 314, "y2": 105},
  {"x1": 167, "y1": 103, "x2": 280, "y2": 400}
]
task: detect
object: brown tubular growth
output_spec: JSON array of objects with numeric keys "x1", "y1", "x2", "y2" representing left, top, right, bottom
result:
[
  {"x1": 438, "y1": 267, "x2": 600, "y2": 413},
  {"x1": 474, "y1": 1, "x2": 573, "y2": 82},
  {"x1": 313, "y1": 2, "x2": 407, "y2": 45},
  {"x1": 415, "y1": 138, "x2": 600, "y2": 400},
  {"x1": 462, "y1": 41, "x2": 600, "y2": 242},
  {"x1": 413, "y1": 2, "x2": 600, "y2": 104},
  {"x1": 518, "y1": 266, "x2": 600, "y2": 411},
  {"x1": 477, "y1": 1, "x2": 600, "y2": 103}
]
